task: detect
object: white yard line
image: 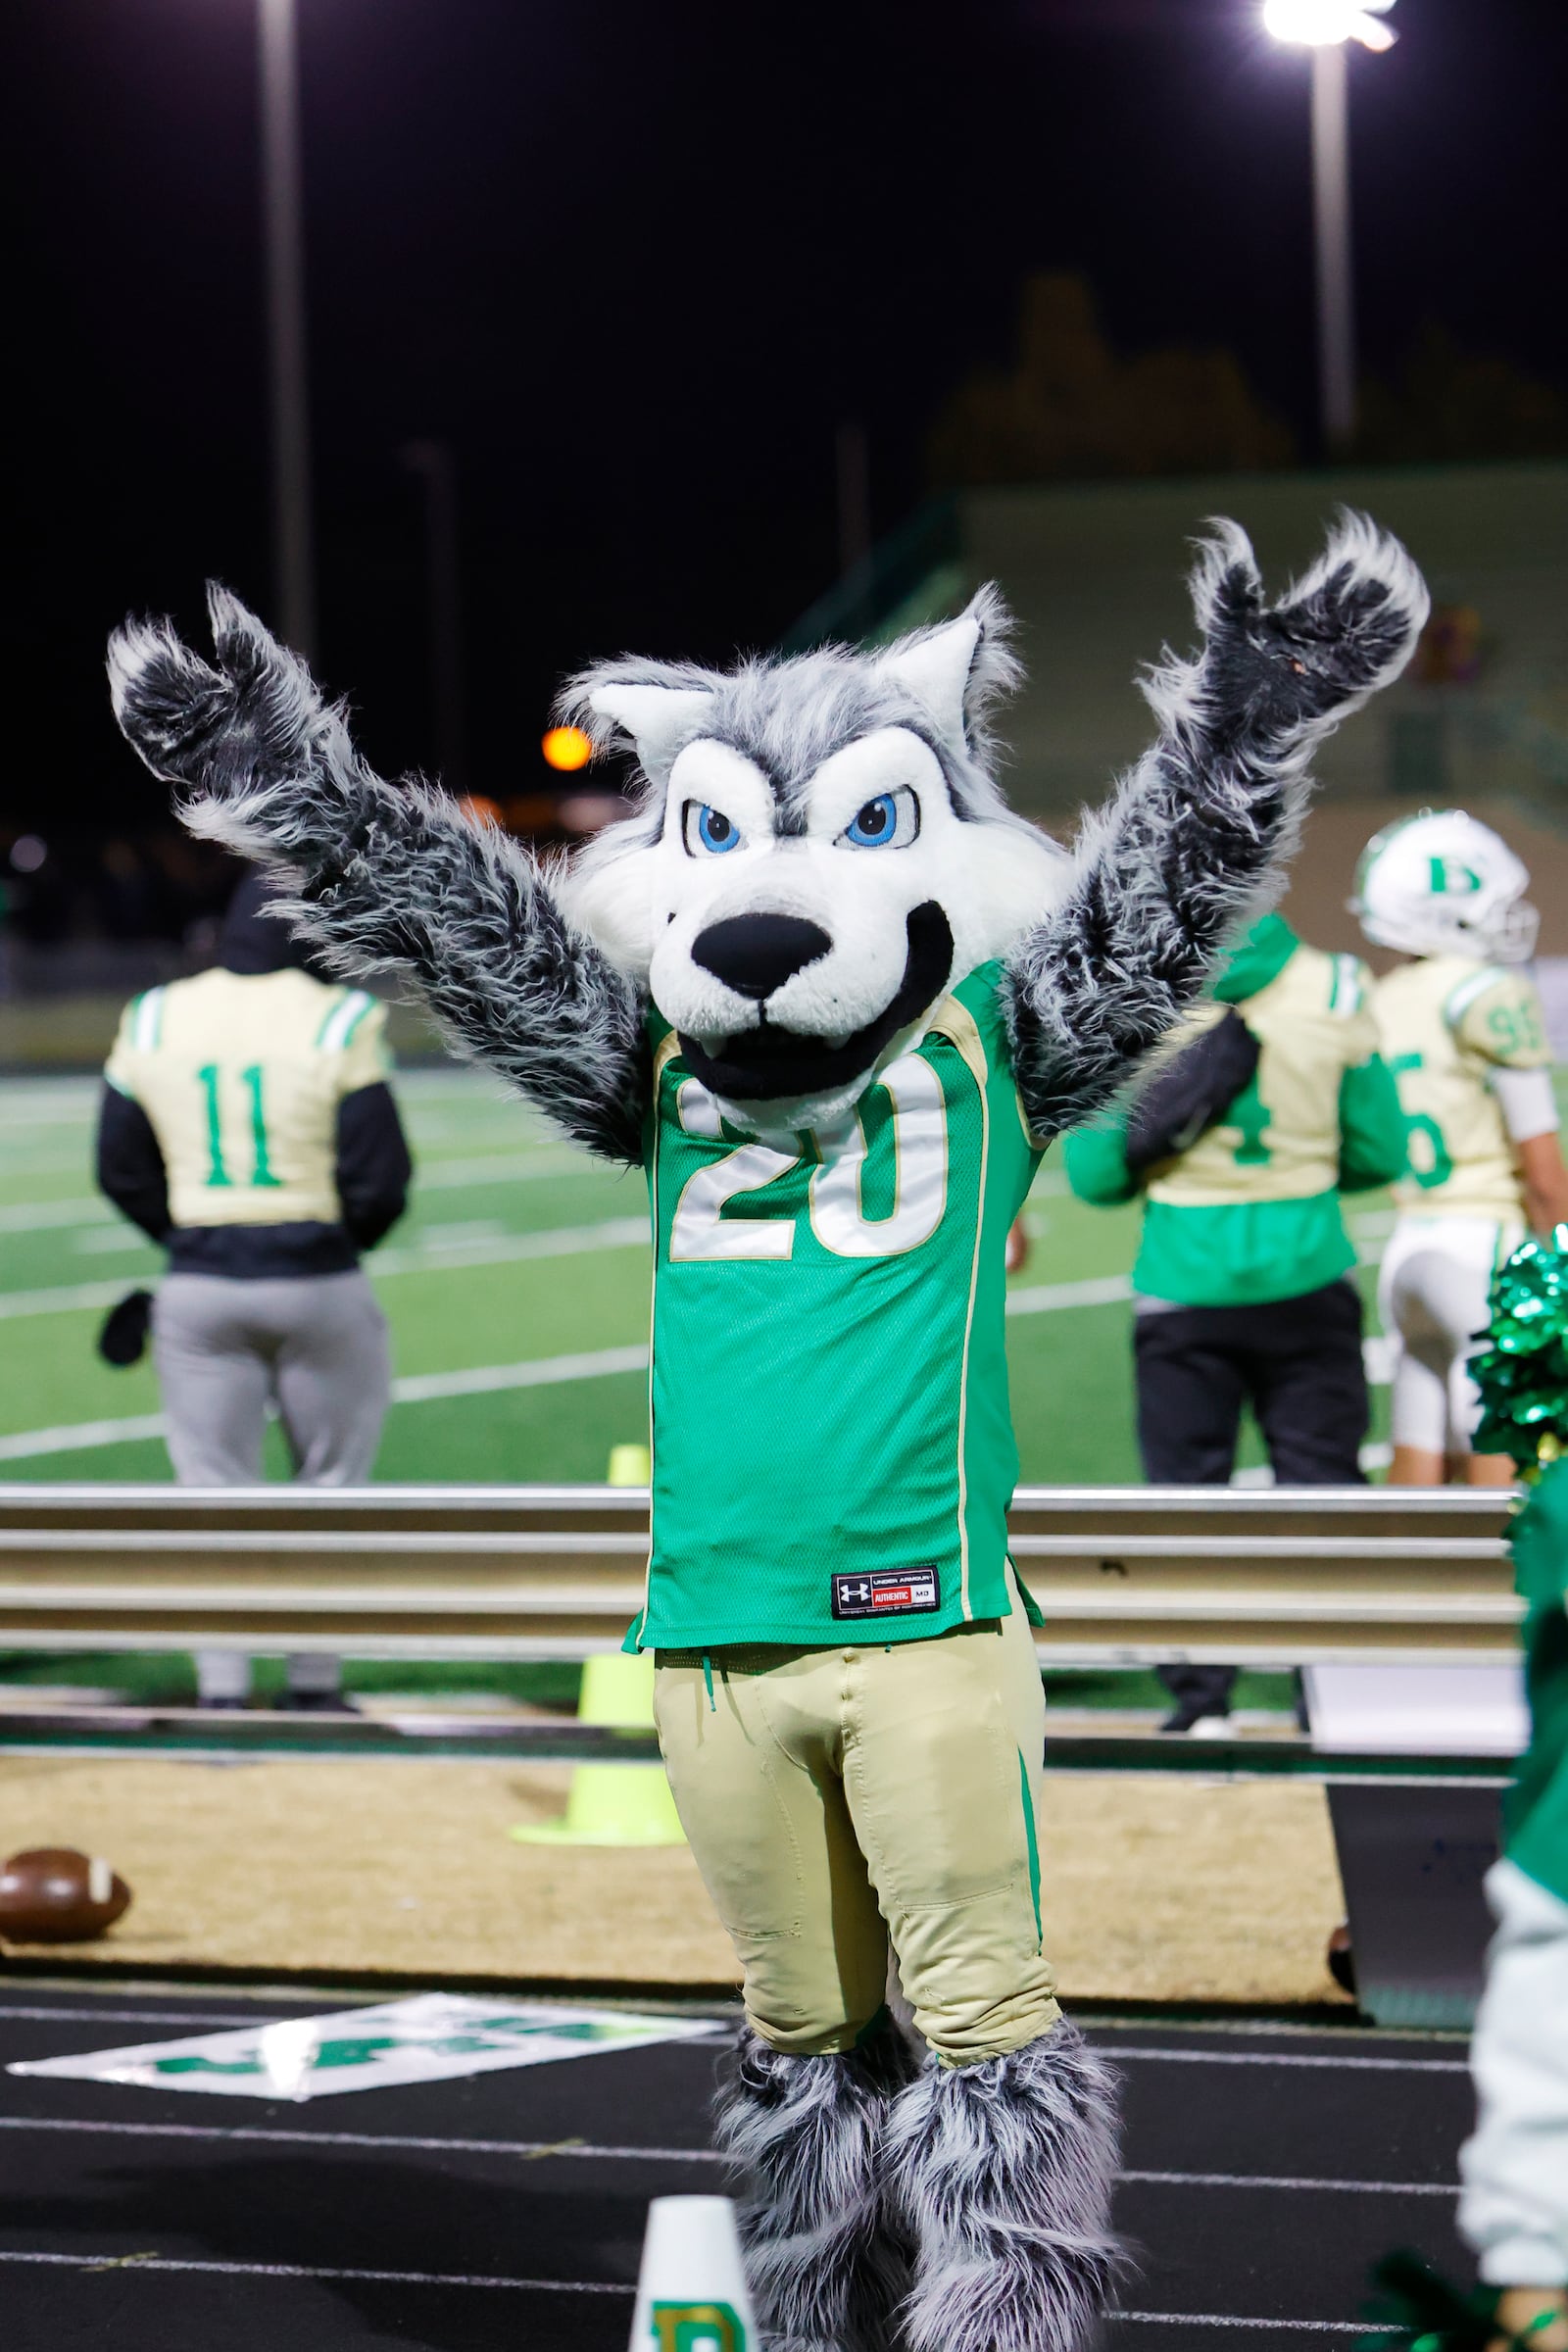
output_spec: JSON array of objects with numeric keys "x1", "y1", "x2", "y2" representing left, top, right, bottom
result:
[
  {"x1": 0, "y1": 1153, "x2": 601, "y2": 1237},
  {"x1": 0, "y1": 1341, "x2": 651, "y2": 1460},
  {"x1": 1006, "y1": 1274, "x2": 1132, "y2": 1315},
  {"x1": 0, "y1": 1228, "x2": 1139, "y2": 1325},
  {"x1": 0, "y1": 1217, "x2": 648, "y2": 1322}
]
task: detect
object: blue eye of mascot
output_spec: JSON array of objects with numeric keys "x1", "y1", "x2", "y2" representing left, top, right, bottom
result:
[{"x1": 110, "y1": 510, "x2": 1428, "y2": 2352}]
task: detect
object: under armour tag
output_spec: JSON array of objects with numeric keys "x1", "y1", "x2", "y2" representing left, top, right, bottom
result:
[{"x1": 831, "y1": 1567, "x2": 940, "y2": 1621}]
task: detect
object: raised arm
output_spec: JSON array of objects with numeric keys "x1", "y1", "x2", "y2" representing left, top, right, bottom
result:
[
  {"x1": 108, "y1": 586, "x2": 649, "y2": 1163},
  {"x1": 1005, "y1": 512, "x2": 1429, "y2": 1141}
]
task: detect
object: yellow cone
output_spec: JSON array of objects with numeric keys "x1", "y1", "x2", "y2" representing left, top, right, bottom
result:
[{"x1": 512, "y1": 1442, "x2": 686, "y2": 1848}]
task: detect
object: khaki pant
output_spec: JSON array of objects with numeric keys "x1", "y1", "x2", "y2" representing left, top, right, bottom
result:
[{"x1": 654, "y1": 1592, "x2": 1058, "y2": 2067}]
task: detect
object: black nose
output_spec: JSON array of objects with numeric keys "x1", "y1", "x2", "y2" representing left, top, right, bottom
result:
[{"x1": 692, "y1": 912, "x2": 833, "y2": 1001}]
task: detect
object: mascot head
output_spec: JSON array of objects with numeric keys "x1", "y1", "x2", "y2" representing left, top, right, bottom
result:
[{"x1": 558, "y1": 587, "x2": 1067, "y2": 1132}]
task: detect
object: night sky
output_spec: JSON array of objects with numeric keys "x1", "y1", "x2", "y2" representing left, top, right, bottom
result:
[{"x1": 12, "y1": 0, "x2": 1563, "y2": 834}]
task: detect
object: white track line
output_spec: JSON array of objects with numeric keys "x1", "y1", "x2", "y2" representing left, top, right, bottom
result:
[
  {"x1": 1116, "y1": 2320, "x2": 1372, "y2": 2335},
  {"x1": 0, "y1": 2116, "x2": 1456, "y2": 2196},
  {"x1": 0, "y1": 1341, "x2": 650, "y2": 1460},
  {"x1": 1119, "y1": 2167, "x2": 1452, "y2": 2196},
  {"x1": 0, "y1": 2003, "x2": 270, "y2": 2027},
  {"x1": 0, "y1": 2248, "x2": 630, "y2": 2293},
  {"x1": 0, "y1": 2255, "x2": 1379, "y2": 2328},
  {"x1": 0, "y1": 2115, "x2": 715, "y2": 2163},
  {"x1": 1105, "y1": 2044, "x2": 1467, "y2": 2075}
]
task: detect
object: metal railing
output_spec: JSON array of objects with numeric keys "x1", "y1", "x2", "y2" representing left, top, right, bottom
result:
[{"x1": 0, "y1": 1483, "x2": 1515, "y2": 1667}]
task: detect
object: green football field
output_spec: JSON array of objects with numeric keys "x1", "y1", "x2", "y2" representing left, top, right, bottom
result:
[{"x1": 0, "y1": 1064, "x2": 1399, "y2": 1490}]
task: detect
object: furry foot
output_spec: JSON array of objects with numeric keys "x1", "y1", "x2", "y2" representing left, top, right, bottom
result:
[
  {"x1": 883, "y1": 2018, "x2": 1122, "y2": 2352},
  {"x1": 714, "y1": 2021, "x2": 920, "y2": 2352}
]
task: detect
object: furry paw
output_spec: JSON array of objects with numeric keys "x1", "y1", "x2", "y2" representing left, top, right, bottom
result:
[
  {"x1": 108, "y1": 583, "x2": 325, "y2": 799},
  {"x1": 1174, "y1": 508, "x2": 1429, "y2": 746}
]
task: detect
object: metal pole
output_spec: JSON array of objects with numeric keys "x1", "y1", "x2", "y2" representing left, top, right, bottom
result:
[
  {"x1": 258, "y1": 0, "x2": 316, "y2": 659},
  {"x1": 401, "y1": 441, "x2": 467, "y2": 795},
  {"x1": 1310, "y1": 40, "x2": 1356, "y2": 454}
]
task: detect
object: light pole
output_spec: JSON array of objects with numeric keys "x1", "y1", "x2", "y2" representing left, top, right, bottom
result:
[
  {"x1": 401, "y1": 440, "x2": 466, "y2": 795},
  {"x1": 1262, "y1": 0, "x2": 1397, "y2": 456},
  {"x1": 258, "y1": 0, "x2": 315, "y2": 659}
]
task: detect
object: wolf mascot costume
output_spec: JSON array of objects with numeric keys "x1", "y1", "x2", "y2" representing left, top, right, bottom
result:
[{"x1": 110, "y1": 512, "x2": 1426, "y2": 2350}]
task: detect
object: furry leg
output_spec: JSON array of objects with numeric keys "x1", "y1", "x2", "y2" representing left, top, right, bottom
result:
[
  {"x1": 714, "y1": 2021, "x2": 920, "y2": 2352},
  {"x1": 884, "y1": 2019, "x2": 1122, "y2": 2352}
]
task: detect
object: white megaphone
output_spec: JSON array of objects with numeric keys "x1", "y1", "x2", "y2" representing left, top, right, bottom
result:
[{"x1": 627, "y1": 2195, "x2": 758, "y2": 2351}]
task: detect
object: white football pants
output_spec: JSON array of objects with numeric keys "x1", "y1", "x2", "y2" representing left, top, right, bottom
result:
[{"x1": 1378, "y1": 1217, "x2": 1521, "y2": 1457}]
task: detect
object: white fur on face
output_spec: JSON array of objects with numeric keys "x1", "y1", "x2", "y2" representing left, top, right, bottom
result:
[{"x1": 563, "y1": 723, "x2": 1067, "y2": 1127}]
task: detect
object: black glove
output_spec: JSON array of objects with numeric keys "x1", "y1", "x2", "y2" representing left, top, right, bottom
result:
[
  {"x1": 97, "y1": 1290, "x2": 154, "y2": 1368},
  {"x1": 1124, "y1": 1008, "x2": 1260, "y2": 1178}
]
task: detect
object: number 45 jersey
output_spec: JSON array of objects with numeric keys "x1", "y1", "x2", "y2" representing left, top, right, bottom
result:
[
  {"x1": 631, "y1": 960, "x2": 1045, "y2": 1652},
  {"x1": 1372, "y1": 954, "x2": 1553, "y2": 1222},
  {"x1": 105, "y1": 967, "x2": 390, "y2": 1234}
]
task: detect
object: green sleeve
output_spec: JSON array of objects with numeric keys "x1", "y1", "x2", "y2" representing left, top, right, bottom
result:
[
  {"x1": 1513, "y1": 1460, "x2": 1568, "y2": 1613},
  {"x1": 1062, "y1": 1117, "x2": 1140, "y2": 1205},
  {"x1": 1337, "y1": 1054, "x2": 1409, "y2": 1194}
]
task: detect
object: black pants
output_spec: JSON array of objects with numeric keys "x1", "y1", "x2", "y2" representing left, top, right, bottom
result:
[{"x1": 1135, "y1": 1277, "x2": 1369, "y2": 1718}]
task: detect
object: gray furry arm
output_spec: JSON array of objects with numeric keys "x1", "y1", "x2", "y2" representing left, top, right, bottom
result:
[
  {"x1": 107, "y1": 587, "x2": 649, "y2": 1163},
  {"x1": 1004, "y1": 511, "x2": 1429, "y2": 1141}
]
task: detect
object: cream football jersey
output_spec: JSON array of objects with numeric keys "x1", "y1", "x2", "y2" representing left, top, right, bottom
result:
[
  {"x1": 1372, "y1": 956, "x2": 1551, "y2": 1220},
  {"x1": 1147, "y1": 945, "x2": 1378, "y2": 1208},
  {"x1": 104, "y1": 969, "x2": 390, "y2": 1230}
]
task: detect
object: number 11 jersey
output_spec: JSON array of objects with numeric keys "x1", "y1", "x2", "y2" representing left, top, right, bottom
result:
[
  {"x1": 631, "y1": 959, "x2": 1045, "y2": 1652},
  {"x1": 105, "y1": 966, "x2": 390, "y2": 1231}
]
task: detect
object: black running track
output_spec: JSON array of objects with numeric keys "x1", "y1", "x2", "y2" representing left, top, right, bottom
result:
[{"x1": 0, "y1": 1988, "x2": 1468, "y2": 2348}]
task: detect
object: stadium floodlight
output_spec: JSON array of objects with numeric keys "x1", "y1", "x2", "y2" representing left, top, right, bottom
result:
[
  {"x1": 1263, "y1": 0, "x2": 1396, "y2": 50},
  {"x1": 1263, "y1": 0, "x2": 1397, "y2": 452}
]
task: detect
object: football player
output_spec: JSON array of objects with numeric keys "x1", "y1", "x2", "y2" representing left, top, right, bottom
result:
[
  {"x1": 1353, "y1": 811, "x2": 1568, "y2": 1487},
  {"x1": 1065, "y1": 909, "x2": 1408, "y2": 1730},
  {"x1": 95, "y1": 869, "x2": 413, "y2": 1706}
]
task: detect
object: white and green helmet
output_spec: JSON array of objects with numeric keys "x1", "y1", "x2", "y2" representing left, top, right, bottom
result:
[{"x1": 1350, "y1": 808, "x2": 1539, "y2": 964}]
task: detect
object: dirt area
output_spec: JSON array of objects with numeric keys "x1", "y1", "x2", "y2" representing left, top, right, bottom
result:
[{"x1": 0, "y1": 1753, "x2": 1350, "y2": 2008}]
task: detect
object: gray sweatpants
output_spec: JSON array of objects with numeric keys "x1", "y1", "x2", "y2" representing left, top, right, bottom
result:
[{"x1": 153, "y1": 1270, "x2": 392, "y2": 1702}]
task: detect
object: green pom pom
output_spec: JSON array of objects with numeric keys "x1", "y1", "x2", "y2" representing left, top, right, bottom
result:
[{"x1": 1472, "y1": 1227, "x2": 1568, "y2": 1473}]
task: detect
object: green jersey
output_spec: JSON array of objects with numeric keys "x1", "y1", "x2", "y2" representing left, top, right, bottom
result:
[
  {"x1": 626, "y1": 960, "x2": 1043, "y2": 1651},
  {"x1": 1506, "y1": 1458, "x2": 1568, "y2": 1907},
  {"x1": 1062, "y1": 917, "x2": 1407, "y2": 1308}
]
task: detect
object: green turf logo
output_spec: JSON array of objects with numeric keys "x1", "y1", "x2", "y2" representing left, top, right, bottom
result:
[{"x1": 649, "y1": 2303, "x2": 748, "y2": 2350}]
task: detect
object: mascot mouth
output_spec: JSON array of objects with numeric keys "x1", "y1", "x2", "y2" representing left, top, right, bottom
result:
[{"x1": 679, "y1": 900, "x2": 955, "y2": 1102}]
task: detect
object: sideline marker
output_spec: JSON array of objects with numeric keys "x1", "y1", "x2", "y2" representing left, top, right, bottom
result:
[
  {"x1": 512, "y1": 1442, "x2": 687, "y2": 1847},
  {"x1": 629, "y1": 2196, "x2": 757, "y2": 2351}
]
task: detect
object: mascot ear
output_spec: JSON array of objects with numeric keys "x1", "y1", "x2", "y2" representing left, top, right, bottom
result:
[
  {"x1": 872, "y1": 585, "x2": 1019, "y2": 760},
  {"x1": 582, "y1": 682, "x2": 715, "y2": 777}
]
